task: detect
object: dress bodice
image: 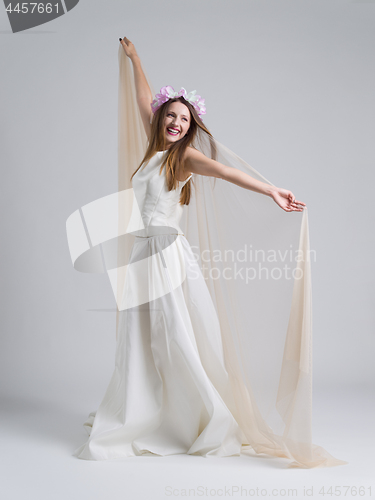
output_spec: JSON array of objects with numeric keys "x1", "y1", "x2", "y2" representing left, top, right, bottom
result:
[{"x1": 131, "y1": 151, "x2": 192, "y2": 236}]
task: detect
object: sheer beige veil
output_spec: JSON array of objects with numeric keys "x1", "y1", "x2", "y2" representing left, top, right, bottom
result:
[{"x1": 116, "y1": 46, "x2": 347, "y2": 469}]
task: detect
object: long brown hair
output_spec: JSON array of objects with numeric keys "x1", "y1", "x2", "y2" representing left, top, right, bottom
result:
[{"x1": 130, "y1": 97, "x2": 215, "y2": 205}]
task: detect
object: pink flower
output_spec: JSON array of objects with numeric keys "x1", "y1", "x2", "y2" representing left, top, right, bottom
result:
[{"x1": 151, "y1": 86, "x2": 206, "y2": 118}]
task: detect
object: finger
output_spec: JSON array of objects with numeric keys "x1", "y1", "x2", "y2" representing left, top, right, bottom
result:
[
  {"x1": 287, "y1": 202, "x2": 301, "y2": 211},
  {"x1": 290, "y1": 203, "x2": 305, "y2": 210},
  {"x1": 294, "y1": 199, "x2": 306, "y2": 206}
]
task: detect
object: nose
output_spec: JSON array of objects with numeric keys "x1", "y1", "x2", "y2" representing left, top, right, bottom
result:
[{"x1": 170, "y1": 117, "x2": 181, "y2": 128}]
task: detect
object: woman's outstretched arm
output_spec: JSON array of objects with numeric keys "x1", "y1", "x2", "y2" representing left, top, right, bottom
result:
[
  {"x1": 184, "y1": 147, "x2": 306, "y2": 213},
  {"x1": 119, "y1": 37, "x2": 153, "y2": 139}
]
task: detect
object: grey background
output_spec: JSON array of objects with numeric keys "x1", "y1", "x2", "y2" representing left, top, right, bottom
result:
[{"x1": 0, "y1": 1, "x2": 374, "y2": 498}]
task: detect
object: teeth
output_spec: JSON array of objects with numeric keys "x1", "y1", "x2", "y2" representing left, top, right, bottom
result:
[{"x1": 167, "y1": 128, "x2": 179, "y2": 135}]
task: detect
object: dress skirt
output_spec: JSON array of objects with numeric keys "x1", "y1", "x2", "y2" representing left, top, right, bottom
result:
[{"x1": 73, "y1": 233, "x2": 246, "y2": 460}]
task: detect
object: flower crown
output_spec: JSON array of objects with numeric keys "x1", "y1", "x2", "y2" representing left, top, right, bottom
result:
[{"x1": 151, "y1": 86, "x2": 206, "y2": 118}]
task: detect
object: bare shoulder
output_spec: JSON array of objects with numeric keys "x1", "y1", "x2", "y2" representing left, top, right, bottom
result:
[
  {"x1": 183, "y1": 146, "x2": 226, "y2": 179},
  {"x1": 184, "y1": 146, "x2": 206, "y2": 162}
]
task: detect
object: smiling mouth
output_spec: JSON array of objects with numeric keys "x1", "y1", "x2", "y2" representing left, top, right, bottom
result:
[{"x1": 167, "y1": 127, "x2": 180, "y2": 136}]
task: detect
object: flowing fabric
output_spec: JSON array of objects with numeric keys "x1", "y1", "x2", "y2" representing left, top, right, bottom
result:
[{"x1": 70, "y1": 47, "x2": 347, "y2": 468}]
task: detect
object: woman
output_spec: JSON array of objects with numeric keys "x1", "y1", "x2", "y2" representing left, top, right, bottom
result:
[{"x1": 73, "y1": 37, "x2": 347, "y2": 468}]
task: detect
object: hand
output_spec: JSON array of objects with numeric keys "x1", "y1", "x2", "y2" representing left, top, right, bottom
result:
[
  {"x1": 270, "y1": 187, "x2": 306, "y2": 212},
  {"x1": 119, "y1": 36, "x2": 138, "y2": 60}
]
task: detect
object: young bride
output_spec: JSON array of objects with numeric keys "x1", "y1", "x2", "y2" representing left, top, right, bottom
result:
[{"x1": 73, "y1": 37, "x2": 347, "y2": 469}]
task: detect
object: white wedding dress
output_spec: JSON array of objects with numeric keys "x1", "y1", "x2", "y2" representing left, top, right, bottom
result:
[{"x1": 73, "y1": 151, "x2": 248, "y2": 460}]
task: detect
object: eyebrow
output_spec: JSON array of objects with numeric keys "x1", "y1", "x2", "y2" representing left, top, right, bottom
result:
[{"x1": 168, "y1": 111, "x2": 189, "y2": 118}]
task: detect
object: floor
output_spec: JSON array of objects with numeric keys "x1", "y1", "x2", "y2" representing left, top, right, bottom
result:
[{"x1": 1, "y1": 386, "x2": 373, "y2": 500}]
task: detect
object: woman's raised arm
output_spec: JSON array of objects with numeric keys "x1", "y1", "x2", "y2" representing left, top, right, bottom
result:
[
  {"x1": 184, "y1": 147, "x2": 306, "y2": 213},
  {"x1": 119, "y1": 37, "x2": 153, "y2": 139}
]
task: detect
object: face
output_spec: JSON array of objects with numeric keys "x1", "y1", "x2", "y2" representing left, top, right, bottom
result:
[{"x1": 163, "y1": 101, "x2": 191, "y2": 147}]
